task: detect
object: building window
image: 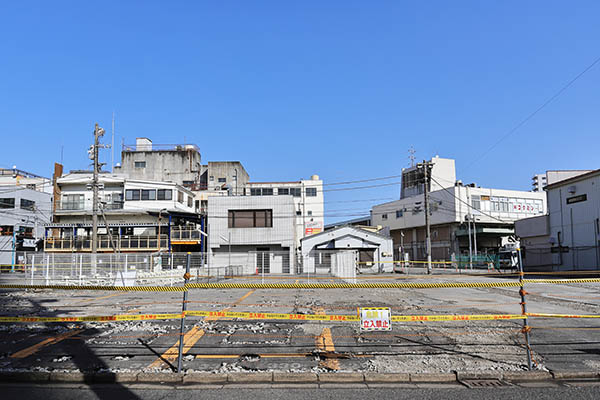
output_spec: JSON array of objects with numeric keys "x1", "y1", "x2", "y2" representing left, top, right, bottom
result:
[
  {"x1": 177, "y1": 191, "x2": 184, "y2": 203},
  {"x1": 290, "y1": 188, "x2": 301, "y2": 197},
  {"x1": 396, "y1": 210, "x2": 403, "y2": 218},
  {"x1": 141, "y1": 189, "x2": 156, "y2": 201},
  {"x1": 306, "y1": 187, "x2": 317, "y2": 197},
  {"x1": 187, "y1": 196, "x2": 193, "y2": 207},
  {"x1": 382, "y1": 213, "x2": 388, "y2": 220},
  {"x1": 0, "y1": 198, "x2": 15, "y2": 209},
  {"x1": 228, "y1": 209, "x2": 273, "y2": 228},
  {"x1": 296, "y1": 210, "x2": 302, "y2": 216},
  {"x1": 307, "y1": 210, "x2": 313, "y2": 216},
  {"x1": 471, "y1": 195, "x2": 481, "y2": 210},
  {"x1": 278, "y1": 188, "x2": 289, "y2": 195},
  {"x1": 134, "y1": 161, "x2": 146, "y2": 168},
  {"x1": 0, "y1": 225, "x2": 14, "y2": 236},
  {"x1": 218, "y1": 177, "x2": 226, "y2": 183},
  {"x1": 262, "y1": 188, "x2": 273, "y2": 196},
  {"x1": 250, "y1": 188, "x2": 273, "y2": 196},
  {"x1": 20, "y1": 199, "x2": 35, "y2": 211},
  {"x1": 62, "y1": 194, "x2": 84, "y2": 210},
  {"x1": 209, "y1": 176, "x2": 214, "y2": 181},
  {"x1": 250, "y1": 188, "x2": 261, "y2": 196},
  {"x1": 125, "y1": 189, "x2": 141, "y2": 201},
  {"x1": 157, "y1": 189, "x2": 172, "y2": 200}
]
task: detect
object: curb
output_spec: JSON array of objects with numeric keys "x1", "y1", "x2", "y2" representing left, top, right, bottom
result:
[{"x1": 0, "y1": 370, "x2": 598, "y2": 385}]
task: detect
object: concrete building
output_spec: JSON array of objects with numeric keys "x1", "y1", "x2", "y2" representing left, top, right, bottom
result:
[
  {"x1": 116, "y1": 138, "x2": 203, "y2": 187},
  {"x1": 517, "y1": 169, "x2": 600, "y2": 271},
  {"x1": 532, "y1": 170, "x2": 592, "y2": 192},
  {"x1": 199, "y1": 161, "x2": 249, "y2": 196},
  {"x1": 300, "y1": 225, "x2": 393, "y2": 274},
  {"x1": 0, "y1": 167, "x2": 53, "y2": 194},
  {"x1": 0, "y1": 186, "x2": 52, "y2": 266},
  {"x1": 401, "y1": 156, "x2": 456, "y2": 199},
  {"x1": 372, "y1": 157, "x2": 546, "y2": 262},
  {"x1": 45, "y1": 172, "x2": 202, "y2": 253},
  {"x1": 208, "y1": 195, "x2": 296, "y2": 274}
]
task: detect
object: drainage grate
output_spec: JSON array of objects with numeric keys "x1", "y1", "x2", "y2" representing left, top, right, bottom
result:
[{"x1": 461, "y1": 379, "x2": 512, "y2": 388}]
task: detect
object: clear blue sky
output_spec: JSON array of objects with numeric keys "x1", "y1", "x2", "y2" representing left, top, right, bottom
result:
[{"x1": 1, "y1": 1, "x2": 599, "y2": 223}]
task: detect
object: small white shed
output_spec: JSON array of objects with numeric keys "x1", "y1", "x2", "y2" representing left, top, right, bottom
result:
[{"x1": 300, "y1": 226, "x2": 394, "y2": 274}]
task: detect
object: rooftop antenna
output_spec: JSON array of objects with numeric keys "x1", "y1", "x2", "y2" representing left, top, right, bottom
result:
[
  {"x1": 60, "y1": 145, "x2": 64, "y2": 165},
  {"x1": 111, "y1": 111, "x2": 115, "y2": 173},
  {"x1": 408, "y1": 146, "x2": 416, "y2": 167}
]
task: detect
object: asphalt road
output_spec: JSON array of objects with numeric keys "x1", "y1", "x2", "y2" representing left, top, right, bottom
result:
[{"x1": 2, "y1": 383, "x2": 600, "y2": 400}]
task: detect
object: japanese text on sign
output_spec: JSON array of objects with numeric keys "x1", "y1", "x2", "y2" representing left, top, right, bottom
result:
[{"x1": 360, "y1": 307, "x2": 391, "y2": 331}]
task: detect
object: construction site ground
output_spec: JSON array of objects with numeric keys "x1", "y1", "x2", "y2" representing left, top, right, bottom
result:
[{"x1": 0, "y1": 271, "x2": 599, "y2": 376}]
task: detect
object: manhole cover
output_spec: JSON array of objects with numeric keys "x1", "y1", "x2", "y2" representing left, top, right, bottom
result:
[{"x1": 461, "y1": 379, "x2": 512, "y2": 388}]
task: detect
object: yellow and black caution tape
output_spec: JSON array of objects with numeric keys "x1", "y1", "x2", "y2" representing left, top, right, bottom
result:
[
  {"x1": 184, "y1": 282, "x2": 523, "y2": 289},
  {"x1": 525, "y1": 312, "x2": 600, "y2": 319},
  {"x1": 0, "y1": 313, "x2": 183, "y2": 323},
  {"x1": 0, "y1": 277, "x2": 598, "y2": 292},
  {"x1": 0, "y1": 284, "x2": 186, "y2": 292},
  {"x1": 523, "y1": 278, "x2": 600, "y2": 284}
]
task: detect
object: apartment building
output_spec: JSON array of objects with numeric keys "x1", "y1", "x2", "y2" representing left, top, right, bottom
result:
[
  {"x1": 46, "y1": 171, "x2": 202, "y2": 253},
  {"x1": 372, "y1": 157, "x2": 546, "y2": 261}
]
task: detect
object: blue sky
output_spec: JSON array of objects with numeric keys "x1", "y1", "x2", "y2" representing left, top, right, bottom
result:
[{"x1": 1, "y1": 1, "x2": 599, "y2": 223}]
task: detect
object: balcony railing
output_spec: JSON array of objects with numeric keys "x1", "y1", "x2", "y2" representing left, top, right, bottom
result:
[
  {"x1": 171, "y1": 228, "x2": 203, "y2": 242},
  {"x1": 45, "y1": 234, "x2": 168, "y2": 252}
]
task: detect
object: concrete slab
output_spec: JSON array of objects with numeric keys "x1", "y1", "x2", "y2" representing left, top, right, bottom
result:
[
  {"x1": 227, "y1": 372, "x2": 273, "y2": 383},
  {"x1": 410, "y1": 373, "x2": 457, "y2": 382},
  {"x1": 273, "y1": 372, "x2": 318, "y2": 383},
  {"x1": 364, "y1": 373, "x2": 410, "y2": 382},
  {"x1": 183, "y1": 373, "x2": 228, "y2": 384},
  {"x1": 318, "y1": 373, "x2": 364, "y2": 383}
]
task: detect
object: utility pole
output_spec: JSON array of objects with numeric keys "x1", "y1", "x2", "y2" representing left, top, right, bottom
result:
[
  {"x1": 418, "y1": 160, "x2": 433, "y2": 274},
  {"x1": 467, "y1": 214, "x2": 473, "y2": 269},
  {"x1": 90, "y1": 123, "x2": 106, "y2": 272}
]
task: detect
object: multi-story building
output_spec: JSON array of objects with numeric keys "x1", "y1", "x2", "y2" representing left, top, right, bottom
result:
[
  {"x1": 208, "y1": 195, "x2": 296, "y2": 273},
  {"x1": 532, "y1": 170, "x2": 592, "y2": 192},
  {"x1": 247, "y1": 175, "x2": 324, "y2": 245},
  {"x1": 45, "y1": 171, "x2": 202, "y2": 253},
  {"x1": 0, "y1": 186, "x2": 51, "y2": 266},
  {"x1": 372, "y1": 157, "x2": 547, "y2": 261},
  {"x1": 517, "y1": 168, "x2": 600, "y2": 271},
  {"x1": 0, "y1": 167, "x2": 53, "y2": 194}
]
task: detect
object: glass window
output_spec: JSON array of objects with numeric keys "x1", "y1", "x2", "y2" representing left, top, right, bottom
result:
[
  {"x1": 218, "y1": 177, "x2": 226, "y2": 183},
  {"x1": 262, "y1": 188, "x2": 273, "y2": 196},
  {"x1": 141, "y1": 189, "x2": 156, "y2": 201},
  {"x1": 125, "y1": 189, "x2": 141, "y2": 201},
  {"x1": 382, "y1": 213, "x2": 388, "y2": 220},
  {"x1": 278, "y1": 188, "x2": 289, "y2": 195},
  {"x1": 157, "y1": 189, "x2": 172, "y2": 200},
  {"x1": 62, "y1": 194, "x2": 84, "y2": 210},
  {"x1": 187, "y1": 196, "x2": 193, "y2": 207},
  {"x1": 307, "y1": 210, "x2": 313, "y2": 216},
  {"x1": 306, "y1": 187, "x2": 317, "y2": 197},
  {"x1": 177, "y1": 191, "x2": 184, "y2": 203},
  {"x1": 228, "y1": 209, "x2": 273, "y2": 228},
  {"x1": 134, "y1": 161, "x2": 146, "y2": 168},
  {"x1": 209, "y1": 176, "x2": 214, "y2": 181},
  {"x1": 396, "y1": 210, "x2": 403, "y2": 218},
  {"x1": 0, "y1": 198, "x2": 15, "y2": 209},
  {"x1": 290, "y1": 188, "x2": 301, "y2": 197},
  {"x1": 20, "y1": 199, "x2": 35, "y2": 211},
  {"x1": 250, "y1": 188, "x2": 261, "y2": 196}
]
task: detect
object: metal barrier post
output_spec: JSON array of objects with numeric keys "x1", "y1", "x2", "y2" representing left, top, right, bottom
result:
[
  {"x1": 177, "y1": 253, "x2": 191, "y2": 373},
  {"x1": 45, "y1": 255, "x2": 49, "y2": 285},
  {"x1": 30, "y1": 255, "x2": 35, "y2": 285},
  {"x1": 517, "y1": 247, "x2": 533, "y2": 370}
]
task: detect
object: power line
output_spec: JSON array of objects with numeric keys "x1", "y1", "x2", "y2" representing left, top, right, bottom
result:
[
  {"x1": 323, "y1": 175, "x2": 402, "y2": 186},
  {"x1": 464, "y1": 54, "x2": 600, "y2": 170}
]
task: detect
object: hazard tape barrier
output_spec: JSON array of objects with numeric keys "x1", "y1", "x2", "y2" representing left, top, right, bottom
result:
[
  {"x1": 525, "y1": 313, "x2": 600, "y2": 319},
  {"x1": 0, "y1": 313, "x2": 182, "y2": 323},
  {"x1": 0, "y1": 310, "x2": 526, "y2": 324},
  {"x1": 0, "y1": 284, "x2": 186, "y2": 291},
  {"x1": 0, "y1": 278, "x2": 598, "y2": 291}
]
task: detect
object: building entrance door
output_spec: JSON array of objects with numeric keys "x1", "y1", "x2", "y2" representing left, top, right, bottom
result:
[{"x1": 256, "y1": 247, "x2": 270, "y2": 274}]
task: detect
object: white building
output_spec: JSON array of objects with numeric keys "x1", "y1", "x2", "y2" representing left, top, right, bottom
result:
[
  {"x1": 517, "y1": 169, "x2": 600, "y2": 271},
  {"x1": 247, "y1": 175, "x2": 324, "y2": 245},
  {"x1": 372, "y1": 157, "x2": 546, "y2": 261},
  {"x1": 532, "y1": 170, "x2": 592, "y2": 192},
  {"x1": 0, "y1": 186, "x2": 52, "y2": 266},
  {"x1": 46, "y1": 172, "x2": 202, "y2": 253},
  {"x1": 300, "y1": 225, "x2": 393, "y2": 274},
  {"x1": 208, "y1": 195, "x2": 296, "y2": 274}
]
